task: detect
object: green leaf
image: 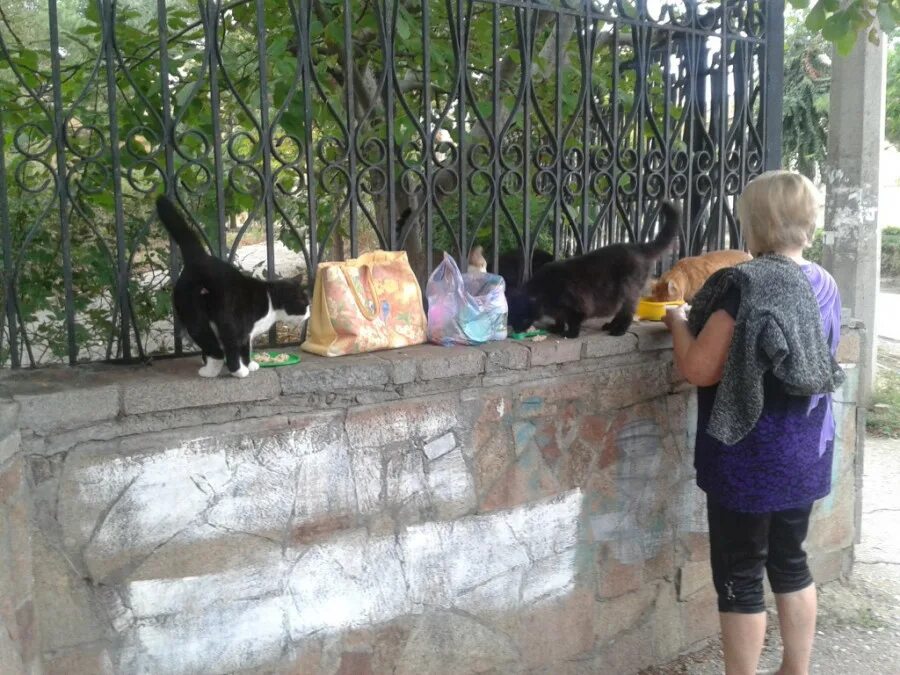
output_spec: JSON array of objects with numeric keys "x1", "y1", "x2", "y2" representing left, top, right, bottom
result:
[
  {"x1": 788, "y1": 0, "x2": 810, "y2": 7},
  {"x1": 231, "y1": 3, "x2": 255, "y2": 25},
  {"x1": 835, "y1": 29, "x2": 858, "y2": 55},
  {"x1": 805, "y1": 5, "x2": 827, "y2": 31},
  {"x1": 18, "y1": 49, "x2": 39, "y2": 72},
  {"x1": 325, "y1": 20, "x2": 344, "y2": 46},
  {"x1": 396, "y1": 16, "x2": 410, "y2": 41},
  {"x1": 280, "y1": 106, "x2": 307, "y2": 139},
  {"x1": 876, "y1": 3, "x2": 897, "y2": 32},
  {"x1": 269, "y1": 36, "x2": 289, "y2": 59},
  {"x1": 274, "y1": 57, "x2": 298, "y2": 79},
  {"x1": 85, "y1": 0, "x2": 100, "y2": 25},
  {"x1": 822, "y1": 13, "x2": 850, "y2": 41},
  {"x1": 173, "y1": 86, "x2": 195, "y2": 112}
]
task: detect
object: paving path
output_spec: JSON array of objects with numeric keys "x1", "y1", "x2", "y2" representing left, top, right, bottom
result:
[{"x1": 876, "y1": 291, "x2": 900, "y2": 342}]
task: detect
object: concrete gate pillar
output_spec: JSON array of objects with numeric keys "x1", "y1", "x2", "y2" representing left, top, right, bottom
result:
[{"x1": 822, "y1": 31, "x2": 887, "y2": 401}]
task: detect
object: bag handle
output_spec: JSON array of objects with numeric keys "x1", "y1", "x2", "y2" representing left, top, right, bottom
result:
[{"x1": 340, "y1": 263, "x2": 380, "y2": 321}]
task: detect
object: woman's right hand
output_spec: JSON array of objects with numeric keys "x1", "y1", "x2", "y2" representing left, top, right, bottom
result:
[{"x1": 662, "y1": 304, "x2": 688, "y2": 331}]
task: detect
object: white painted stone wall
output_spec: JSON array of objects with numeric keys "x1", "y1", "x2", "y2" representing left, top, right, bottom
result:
[{"x1": 1, "y1": 323, "x2": 862, "y2": 674}]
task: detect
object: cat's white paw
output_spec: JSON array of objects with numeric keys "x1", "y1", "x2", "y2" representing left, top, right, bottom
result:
[
  {"x1": 198, "y1": 357, "x2": 223, "y2": 378},
  {"x1": 247, "y1": 360, "x2": 260, "y2": 372},
  {"x1": 231, "y1": 364, "x2": 250, "y2": 378}
]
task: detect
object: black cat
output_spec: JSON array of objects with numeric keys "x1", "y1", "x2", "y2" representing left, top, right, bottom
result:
[
  {"x1": 507, "y1": 202, "x2": 680, "y2": 338},
  {"x1": 497, "y1": 248, "x2": 555, "y2": 290},
  {"x1": 156, "y1": 196, "x2": 309, "y2": 378}
]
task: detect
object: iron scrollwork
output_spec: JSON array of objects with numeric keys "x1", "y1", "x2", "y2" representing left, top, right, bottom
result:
[{"x1": 0, "y1": 0, "x2": 780, "y2": 367}]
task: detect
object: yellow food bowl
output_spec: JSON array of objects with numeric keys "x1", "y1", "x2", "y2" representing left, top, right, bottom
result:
[{"x1": 635, "y1": 298, "x2": 684, "y2": 321}]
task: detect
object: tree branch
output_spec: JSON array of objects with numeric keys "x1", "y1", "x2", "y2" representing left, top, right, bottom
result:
[{"x1": 0, "y1": 5, "x2": 25, "y2": 49}]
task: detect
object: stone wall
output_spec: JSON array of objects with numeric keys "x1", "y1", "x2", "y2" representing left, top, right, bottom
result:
[
  {"x1": 0, "y1": 322, "x2": 864, "y2": 675},
  {"x1": 0, "y1": 399, "x2": 40, "y2": 673}
]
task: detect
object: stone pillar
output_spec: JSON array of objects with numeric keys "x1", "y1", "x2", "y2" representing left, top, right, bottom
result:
[{"x1": 822, "y1": 32, "x2": 887, "y2": 402}]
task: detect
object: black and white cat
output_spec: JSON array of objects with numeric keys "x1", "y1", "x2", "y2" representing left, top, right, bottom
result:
[
  {"x1": 156, "y1": 196, "x2": 309, "y2": 378},
  {"x1": 507, "y1": 201, "x2": 680, "y2": 338}
]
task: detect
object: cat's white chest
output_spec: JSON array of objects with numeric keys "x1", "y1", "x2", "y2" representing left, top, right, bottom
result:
[{"x1": 250, "y1": 297, "x2": 277, "y2": 341}]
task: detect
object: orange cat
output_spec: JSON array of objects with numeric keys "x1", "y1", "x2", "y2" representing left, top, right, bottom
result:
[
  {"x1": 650, "y1": 249, "x2": 751, "y2": 302},
  {"x1": 468, "y1": 245, "x2": 488, "y2": 273}
]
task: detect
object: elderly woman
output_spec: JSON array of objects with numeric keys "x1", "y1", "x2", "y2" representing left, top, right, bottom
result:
[{"x1": 662, "y1": 171, "x2": 844, "y2": 675}]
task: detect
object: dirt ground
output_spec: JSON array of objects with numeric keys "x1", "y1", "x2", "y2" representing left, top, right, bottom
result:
[{"x1": 641, "y1": 437, "x2": 900, "y2": 675}]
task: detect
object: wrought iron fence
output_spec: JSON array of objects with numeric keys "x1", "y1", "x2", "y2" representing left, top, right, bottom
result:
[{"x1": 0, "y1": 0, "x2": 783, "y2": 367}]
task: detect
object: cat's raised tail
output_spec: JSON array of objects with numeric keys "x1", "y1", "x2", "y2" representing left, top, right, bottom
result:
[
  {"x1": 156, "y1": 195, "x2": 208, "y2": 264},
  {"x1": 639, "y1": 201, "x2": 681, "y2": 258}
]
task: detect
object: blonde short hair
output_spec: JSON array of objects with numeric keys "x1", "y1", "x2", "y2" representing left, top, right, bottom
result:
[{"x1": 735, "y1": 170, "x2": 821, "y2": 256}]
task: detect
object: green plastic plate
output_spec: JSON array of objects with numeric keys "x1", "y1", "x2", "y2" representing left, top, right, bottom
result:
[
  {"x1": 251, "y1": 351, "x2": 301, "y2": 368},
  {"x1": 509, "y1": 329, "x2": 549, "y2": 340}
]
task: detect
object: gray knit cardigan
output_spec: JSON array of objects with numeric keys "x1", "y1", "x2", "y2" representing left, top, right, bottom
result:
[{"x1": 687, "y1": 254, "x2": 845, "y2": 445}]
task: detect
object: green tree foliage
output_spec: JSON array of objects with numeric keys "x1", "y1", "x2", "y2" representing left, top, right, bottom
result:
[
  {"x1": 882, "y1": 227, "x2": 900, "y2": 277},
  {"x1": 886, "y1": 39, "x2": 900, "y2": 147},
  {"x1": 787, "y1": 0, "x2": 900, "y2": 54},
  {"x1": 781, "y1": 16, "x2": 831, "y2": 180}
]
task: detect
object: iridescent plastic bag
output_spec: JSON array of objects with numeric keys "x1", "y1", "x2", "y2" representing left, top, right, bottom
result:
[{"x1": 426, "y1": 253, "x2": 508, "y2": 346}]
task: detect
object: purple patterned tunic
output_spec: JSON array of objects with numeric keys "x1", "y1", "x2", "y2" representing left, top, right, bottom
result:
[{"x1": 694, "y1": 263, "x2": 842, "y2": 514}]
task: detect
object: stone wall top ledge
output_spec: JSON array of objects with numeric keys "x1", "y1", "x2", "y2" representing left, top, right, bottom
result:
[{"x1": 0, "y1": 319, "x2": 864, "y2": 438}]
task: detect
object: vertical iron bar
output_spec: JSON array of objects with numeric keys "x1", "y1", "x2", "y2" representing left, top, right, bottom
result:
[
  {"x1": 715, "y1": 5, "x2": 728, "y2": 250},
  {"x1": 611, "y1": 22, "x2": 619, "y2": 244},
  {"x1": 663, "y1": 30, "x2": 675, "y2": 260},
  {"x1": 422, "y1": 0, "x2": 434, "y2": 278},
  {"x1": 662, "y1": 30, "x2": 672, "y2": 198},
  {"x1": 738, "y1": 39, "x2": 749, "y2": 248},
  {"x1": 553, "y1": 14, "x2": 562, "y2": 257},
  {"x1": 581, "y1": 14, "x2": 591, "y2": 249},
  {"x1": 300, "y1": 0, "x2": 319, "y2": 279},
  {"x1": 523, "y1": 7, "x2": 531, "y2": 277},
  {"x1": 101, "y1": 0, "x2": 131, "y2": 360},
  {"x1": 687, "y1": 34, "x2": 703, "y2": 254},
  {"x1": 342, "y1": 0, "x2": 358, "y2": 257},
  {"x1": 491, "y1": 1, "x2": 499, "y2": 272},
  {"x1": 762, "y1": 0, "x2": 784, "y2": 171},
  {"x1": 207, "y1": 0, "x2": 227, "y2": 259},
  {"x1": 0, "y1": 107, "x2": 18, "y2": 368},
  {"x1": 48, "y1": 0, "x2": 77, "y2": 364},
  {"x1": 384, "y1": 1, "x2": 397, "y2": 251},
  {"x1": 457, "y1": 0, "x2": 467, "y2": 269},
  {"x1": 157, "y1": 0, "x2": 181, "y2": 354},
  {"x1": 635, "y1": 26, "x2": 644, "y2": 241},
  {"x1": 255, "y1": 0, "x2": 275, "y2": 282},
  {"x1": 255, "y1": 0, "x2": 277, "y2": 345}
]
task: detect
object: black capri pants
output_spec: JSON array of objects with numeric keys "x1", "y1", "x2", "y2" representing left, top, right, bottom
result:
[{"x1": 707, "y1": 498, "x2": 815, "y2": 614}]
